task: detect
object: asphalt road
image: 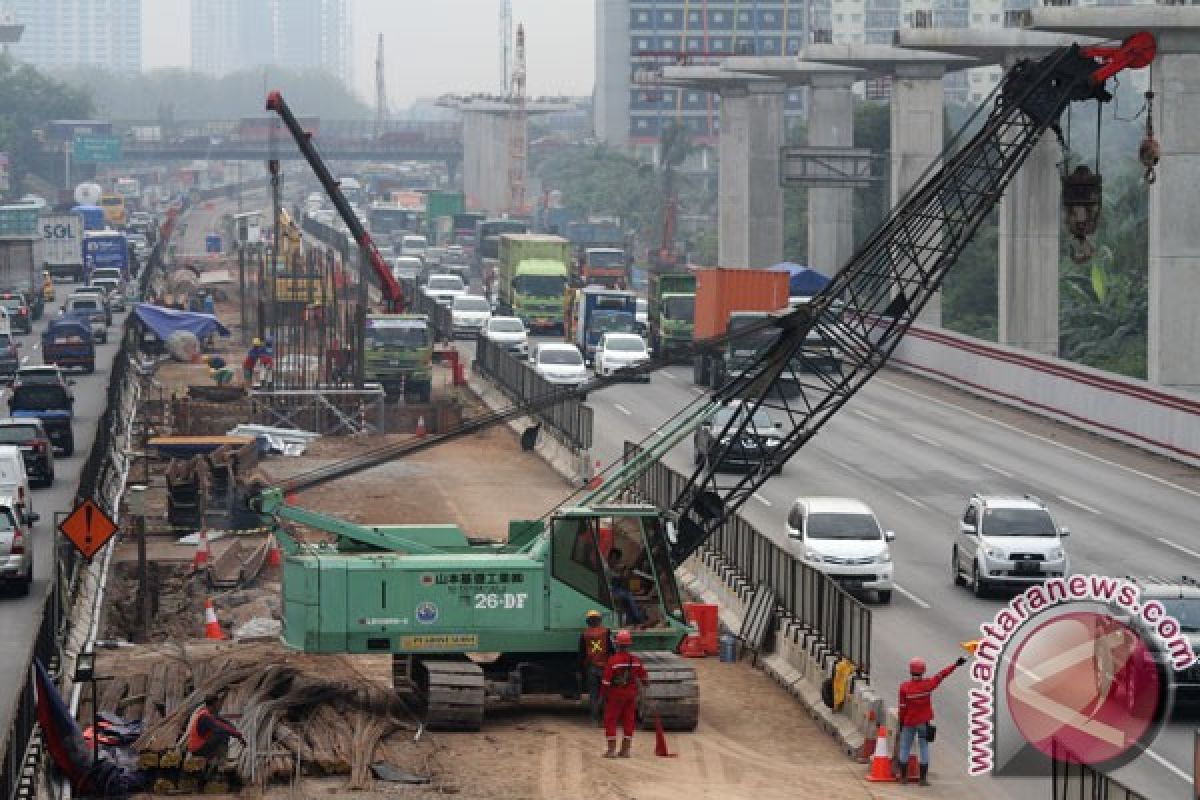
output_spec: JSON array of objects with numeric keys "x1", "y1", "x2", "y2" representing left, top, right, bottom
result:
[{"x1": 465, "y1": 332, "x2": 1200, "y2": 800}]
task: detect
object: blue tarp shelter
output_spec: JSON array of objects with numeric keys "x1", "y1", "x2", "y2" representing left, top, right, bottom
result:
[
  {"x1": 770, "y1": 263, "x2": 830, "y2": 296},
  {"x1": 133, "y1": 303, "x2": 230, "y2": 342}
]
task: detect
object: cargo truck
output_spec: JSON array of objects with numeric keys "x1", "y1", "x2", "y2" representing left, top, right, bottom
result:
[
  {"x1": 648, "y1": 271, "x2": 696, "y2": 362},
  {"x1": 0, "y1": 238, "x2": 43, "y2": 312},
  {"x1": 579, "y1": 248, "x2": 629, "y2": 289},
  {"x1": 496, "y1": 234, "x2": 570, "y2": 332},
  {"x1": 40, "y1": 213, "x2": 85, "y2": 282},
  {"x1": 566, "y1": 221, "x2": 627, "y2": 286},
  {"x1": 566, "y1": 286, "x2": 637, "y2": 364},
  {"x1": 475, "y1": 218, "x2": 529, "y2": 277},
  {"x1": 425, "y1": 191, "x2": 464, "y2": 242},
  {"x1": 71, "y1": 204, "x2": 106, "y2": 231},
  {"x1": 691, "y1": 268, "x2": 790, "y2": 389},
  {"x1": 363, "y1": 313, "x2": 433, "y2": 401},
  {"x1": 82, "y1": 230, "x2": 130, "y2": 282}
]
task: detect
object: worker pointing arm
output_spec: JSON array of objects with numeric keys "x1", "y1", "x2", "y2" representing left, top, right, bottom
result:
[{"x1": 895, "y1": 656, "x2": 966, "y2": 785}]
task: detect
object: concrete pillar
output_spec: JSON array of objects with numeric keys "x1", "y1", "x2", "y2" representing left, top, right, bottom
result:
[
  {"x1": 890, "y1": 64, "x2": 946, "y2": 327},
  {"x1": 998, "y1": 133, "x2": 1061, "y2": 355},
  {"x1": 462, "y1": 111, "x2": 512, "y2": 213},
  {"x1": 718, "y1": 83, "x2": 785, "y2": 267},
  {"x1": 807, "y1": 75, "x2": 855, "y2": 276},
  {"x1": 1148, "y1": 42, "x2": 1200, "y2": 389}
]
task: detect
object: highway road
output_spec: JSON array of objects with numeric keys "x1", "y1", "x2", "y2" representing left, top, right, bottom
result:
[{"x1": 473, "y1": 332, "x2": 1200, "y2": 799}]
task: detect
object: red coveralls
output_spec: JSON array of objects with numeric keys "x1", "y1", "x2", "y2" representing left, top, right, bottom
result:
[
  {"x1": 601, "y1": 651, "x2": 648, "y2": 741},
  {"x1": 897, "y1": 664, "x2": 957, "y2": 727}
]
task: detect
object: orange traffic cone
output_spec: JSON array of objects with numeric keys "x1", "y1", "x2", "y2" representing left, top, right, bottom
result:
[
  {"x1": 415, "y1": 415, "x2": 427, "y2": 438},
  {"x1": 859, "y1": 710, "x2": 877, "y2": 763},
  {"x1": 192, "y1": 529, "x2": 211, "y2": 569},
  {"x1": 266, "y1": 534, "x2": 282, "y2": 568},
  {"x1": 653, "y1": 715, "x2": 676, "y2": 757},
  {"x1": 203, "y1": 598, "x2": 226, "y2": 640},
  {"x1": 588, "y1": 460, "x2": 603, "y2": 490},
  {"x1": 864, "y1": 724, "x2": 897, "y2": 782},
  {"x1": 905, "y1": 754, "x2": 921, "y2": 784}
]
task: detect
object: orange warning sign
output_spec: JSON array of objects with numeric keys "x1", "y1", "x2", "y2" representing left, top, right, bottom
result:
[{"x1": 59, "y1": 498, "x2": 118, "y2": 560}]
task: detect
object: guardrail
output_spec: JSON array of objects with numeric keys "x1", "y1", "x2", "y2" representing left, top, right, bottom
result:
[
  {"x1": 0, "y1": 593, "x2": 58, "y2": 800},
  {"x1": 474, "y1": 335, "x2": 594, "y2": 451},
  {"x1": 622, "y1": 441, "x2": 872, "y2": 676},
  {"x1": 1051, "y1": 742, "x2": 1146, "y2": 799}
]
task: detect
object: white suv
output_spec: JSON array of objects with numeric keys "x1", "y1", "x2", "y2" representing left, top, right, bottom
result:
[
  {"x1": 594, "y1": 332, "x2": 650, "y2": 381},
  {"x1": 785, "y1": 497, "x2": 895, "y2": 604},
  {"x1": 952, "y1": 493, "x2": 1070, "y2": 597},
  {"x1": 482, "y1": 316, "x2": 528, "y2": 358}
]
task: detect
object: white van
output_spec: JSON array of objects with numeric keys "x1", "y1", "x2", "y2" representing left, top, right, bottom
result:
[
  {"x1": 0, "y1": 445, "x2": 36, "y2": 525},
  {"x1": 400, "y1": 234, "x2": 429, "y2": 262},
  {"x1": 0, "y1": 307, "x2": 11, "y2": 338},
  {"x1": 785, "y1": 496, "x2": 894, "y2": 603}
]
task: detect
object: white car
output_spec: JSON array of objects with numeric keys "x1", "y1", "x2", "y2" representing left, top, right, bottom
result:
[
  {"x1": 393, "y1": 256, "x2": 423, "y2": 283},
  {"x1": 422, "y1": 274, "x2": 467, "y2": 306},
  {"x1": 594, "y1": 332, "x2": 650, "y2": 381},
  {"x1": 531, "y1": 343, "x2": 588, "y2": 386},
  {"x1": 483, "y1": 316, "x2": 529, "y2": 357},
  {"x1": 400, "y1": 234, "x2": 429, "y2": 261},
  {"x1": 451, "y1": 294, "x2": 491, "y2": 337},
  {"x1": 785, "y1": 497, "x2": 895, "y2": 603},
  {"x1": 952, "y1": 493, "x2": 1070, "y2": 597}
]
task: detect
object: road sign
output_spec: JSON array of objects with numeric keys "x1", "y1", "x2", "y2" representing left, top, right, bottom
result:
[
  {"x1": 779, "y1": 146, "x2": 883, "y2": 188},
  {"x1": 59, "y1": 498, "x2": 118, "y2": 560},
  {"x1": 72, "y1": 135, "x2": 122, "y2": 164}
]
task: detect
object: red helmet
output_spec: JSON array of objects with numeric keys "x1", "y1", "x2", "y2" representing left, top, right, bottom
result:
[
  {"x1": 909, "y1": 657, "x2": 926, "y2": 676},
  {"x1": 615, "y1": 629, "x2": 633, "y2": 646}
]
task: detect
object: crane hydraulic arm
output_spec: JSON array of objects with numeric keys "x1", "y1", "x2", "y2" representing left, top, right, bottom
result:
[{"x1": 265, "y1": 90, "x2": 404, "y2": 311}]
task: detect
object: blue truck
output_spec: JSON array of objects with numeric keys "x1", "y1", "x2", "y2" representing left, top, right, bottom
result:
[
  {"x1": 569, "y1": 286, "x2": 637, "y2": 364},
  {"x1": 42, "y1": 316, "x2": 95, "y2": 374},
  {"x1": 8, "y1": 381, "x2": 74, "y2": 455},
  {"x1": 82, "y1": 230, "x2": 129, "y2": 282}
]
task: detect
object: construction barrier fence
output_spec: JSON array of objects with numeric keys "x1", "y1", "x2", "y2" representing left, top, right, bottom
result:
[
  {"x1": 622, "y1": 441, "x2": 872, "y2": 677},
  {"x1": 474, "y1": 335, "x2": 594, "y2": 452},
  {"x1": 1051, "y1": 741, "x2": 1147, "y2": 800}
]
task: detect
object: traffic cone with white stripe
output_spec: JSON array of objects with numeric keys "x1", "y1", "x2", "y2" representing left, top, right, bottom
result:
[
  {"x1": 859, "y1": 710, "x2": 876, "y2": 762},
  {"x1": 202, "y1": 598, "x2": 226, "y2": 640},
  {"x1": 864, "y1": 723, "x2": 897, "y2": 782},
  {"x1": 192, "y1": 529, "x2": 211, "y2": 570},
  {"x1": 415, "y1": 415, "x2": 427, "y2": 438}
]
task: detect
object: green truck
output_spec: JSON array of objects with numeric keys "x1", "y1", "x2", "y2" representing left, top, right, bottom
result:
[
  {"x1": 363, "y1": 313, "x2": 433, "y2": 401},
  {"x1": 648, "y1": 271, "x2": 696, "y2": 362},
  {"x1": 425, "y1": 191, "x2": 465, "y2": 244},
  {"x1": 497, "y1": 234, "x2": 570, "y2": 332}
]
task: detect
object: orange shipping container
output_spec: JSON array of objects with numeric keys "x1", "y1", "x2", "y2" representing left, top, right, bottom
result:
[{"x1": 693, "y1": 267, "x2": 791, "y2": 340}]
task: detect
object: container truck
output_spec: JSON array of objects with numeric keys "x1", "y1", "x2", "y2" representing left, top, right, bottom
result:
[
  {"x1": 82, "y1": 230, "x2": 130, "y2": 281},
  {"x1": 40, "y1": 213, "x2": 85, "y2": 282},
  {"x1": 566, "y1": 221, "x2": 627, "y2": 284},
  {"x1": 425, "y1": 191, "x2": 464, "y2": 242},
  {"x1": 99, "y1": 193, "x2": 127, "y2": 228},
  {"x1": 691, "y1": 268, "x2": 790, "y2": 389},
  {"x1": 566, "y1": 286, "x2": 638, "y2": 364},
  {"x1": 476, "y1": 218, "x2": 529, "y2": 274},
  {"x1": 648, "y1": 271, "x2": 696, "y2": 362},
  {"x1": 579, "y1": 247, "x2": 629, "y2": 289},
  {"x1": 496, "y1": 233, "x2": 569, "y2": 332},
  {"x1": 0, "y1": 238, "x2": 43, "y2": 307},
  {"x1": 71, "y1": 204, "x2": 106, "y2": 231}
]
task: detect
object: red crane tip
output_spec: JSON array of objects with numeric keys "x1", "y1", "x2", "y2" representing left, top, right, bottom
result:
[{"x1": 266, "y1": 90, "x2": 283, "y2": 111}]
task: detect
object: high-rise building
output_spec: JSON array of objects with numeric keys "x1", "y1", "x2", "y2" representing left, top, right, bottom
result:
[
  {"x1": 189, "y1": 0, "x2": 351, "y2": 85},
  {"x1": 5, "y1": 0, "x2": 141, "y2": 72}
]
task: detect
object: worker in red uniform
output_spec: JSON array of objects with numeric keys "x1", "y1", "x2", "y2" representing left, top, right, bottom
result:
[
  {"x1": 895, "y1": 656, "x2": 966, "y2": 784},
  {"x1": 578, "y1": 610, "x2": 614, "y2": 724},
  {"x1": 600, "y1": 629, "x2": 648, "y2": 758},
  {"x1": 186, "y1": 693, "x2": 245, "y2": 765}
]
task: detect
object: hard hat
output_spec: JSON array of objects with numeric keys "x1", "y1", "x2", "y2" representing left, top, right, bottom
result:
[
  {"x1": 252, "y1": 337, "x2": 263, "y2": 346},
  {"x1": 585, "y1": 609, "x2": 602, "y2": 619},
  {"x1": 614, "y1": 629, "x2": 633, "y2": 646},
  {"x1": 908, "y1": 657, "x2": 926, "y2": 676}
]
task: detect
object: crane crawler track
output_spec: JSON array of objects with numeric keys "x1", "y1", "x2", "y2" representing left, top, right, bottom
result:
[
  {"x1": 413, "y1": 658, "x2": 486, "y2": 731},
  {"x1": 637, "y1": 652, "x2": 699, "y2": 731}
]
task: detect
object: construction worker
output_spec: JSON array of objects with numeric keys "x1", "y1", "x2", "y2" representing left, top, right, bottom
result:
[
  {"x1": 204, "y1": 355, "x2": 235, "y2": 386},
  {"x1": 186, "y1": 693, "x2": 245, "y2": 765},
  {"x1": 607, "y1": 548, "x2": 647, "y2": 626},
  {"x1": 243, "y1": 338, "x2": 267, "y2": 384},
  {"x1": 600, "y1": 629, "x2": 647, "y2": 758},
  {"x1": 578, "y1": 610, "x2": 614, "y2": 723},
  {"x1": 895, "y1": 656, "x2": 966, "y2": 785}
]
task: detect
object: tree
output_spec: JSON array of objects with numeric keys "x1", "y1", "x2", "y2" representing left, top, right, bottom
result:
[{"x1": 0, "y1": 54, "x2": 92, "y2": 193}]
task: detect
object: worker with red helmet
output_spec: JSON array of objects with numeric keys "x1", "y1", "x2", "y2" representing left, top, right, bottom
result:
[
  {"x1": 578, "y1": 610, "x2": 614, "y2": 723},
  {"x1": 600, "y1": 629, "x2": 648, "y2": 758},
  {"x1": 896, "y1": 655, "x2": 966, "y2": 784}
]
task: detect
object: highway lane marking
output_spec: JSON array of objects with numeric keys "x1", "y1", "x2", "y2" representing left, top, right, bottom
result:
[
  {"x1": 980, "y1": 462, "x2": 1013, "y2": 478},
  {"x1": 893, "y1": 490, "x2": 927, "y2": 509},
  {"x1": 692, "y1": 387, "x2": 707, "y2": 395},
  {"x1": 1130, "y1": 743, "x2": 1192, "y2": 785},
  {"x1": 877, "y1": 377, "x2": 1200, "y2": 502},
  {"x1": 1057, "y1": 494, "x2": 1100, "y2": 515},
  {"x1": 613, "y1": 403, "x2": 633, "y2": 416},
  {"x1": 661, "y1": 371, "x2": 675, "y2": 380},
  {"x1": 1156, "y1": 536, "x2": 1200, "y2": 561},
  {"x1": 894, "y1": 584, "x2": 930, "y2": 609},
  {"x1": 752, "y1": 493, "x2": 772, "y2": 507},
  {"x1": 853, "y1": 409, "x2": 880, "y2": 423},
  {"x1": 909, "y1": 431, "x2": 942, "y2": 448},
  {"x1": 829, "y1": 457, "x2": 864, "y2": 477}
]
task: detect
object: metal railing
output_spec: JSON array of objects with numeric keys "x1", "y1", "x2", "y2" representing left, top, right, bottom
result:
[
  {"x1": 474, "y1": 335, "x2": 594, "y2": 451},
  {"x1": 1051, "y1": 742, "x2": 1147, "y2": 799},
  {"x1": 0, "y1": 594, "x2": 58, "y2": 800},
  {"x1": 411, "y1": 287, "x2": 453, "y2": 343},
  {"x1": 622, "y1": 441, "x2": 872, "y2": 676}
]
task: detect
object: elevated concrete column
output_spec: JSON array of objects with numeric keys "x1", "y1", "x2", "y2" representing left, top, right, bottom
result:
[
  {"x1": 718, "y1": 82, "x2": 785, "y2": 267},
  {"x1": 461, "y1": 111, "x2": 512, "y2": 213},
  {"x1": 1148, "y1": 40, "x2": 1200, "y2": 389},
  {"x1": 890, "y1": 63, "x2": 946, "y2": 327},
  {"x1": 807, "y1": 74, "x2": 855, "y2": 276}
]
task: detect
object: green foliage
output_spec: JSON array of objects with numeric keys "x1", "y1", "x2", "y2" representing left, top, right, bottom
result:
[
  {"x1": 52, "y1": 66, "x2": 371, "y2": 120},
  {"x1": 853, "y1": 101, "x2": 889, "y2": 249},
  {"x1": 532, "y1": 142, "x2": 661, "y2": 235},
  {"x1": 943, "y1": 211, "x2": 998, "y2": 340},
  {"x1": 0, "y1": 54, "x2": 92, "y2": 193}
]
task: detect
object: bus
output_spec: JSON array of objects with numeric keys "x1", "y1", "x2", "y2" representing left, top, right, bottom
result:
[{"x1": 99, "y1": 194, "x2": 127, "y2": 228}]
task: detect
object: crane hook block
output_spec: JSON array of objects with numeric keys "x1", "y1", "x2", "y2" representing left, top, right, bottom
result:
[{"x1": 1081, "y1": 31, "x2": 1156, "y2": 85}]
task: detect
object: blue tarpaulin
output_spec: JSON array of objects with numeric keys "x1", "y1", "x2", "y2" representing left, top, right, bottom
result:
[
  {"x1": 770, "y1": 263, "x2": 830, "y2": 296},
  {"x1": 133, "y1": 303, "x2": 230, "y2": 342}
]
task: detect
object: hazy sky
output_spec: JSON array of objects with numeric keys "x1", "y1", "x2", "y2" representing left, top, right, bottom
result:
[{"x1": 144, "y1": 1, "x2": 595, "y2": 107}]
